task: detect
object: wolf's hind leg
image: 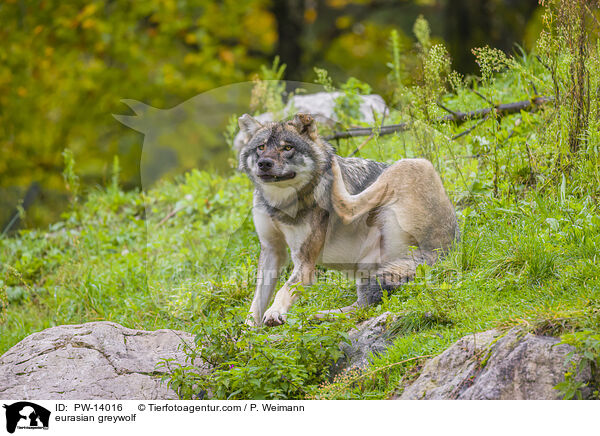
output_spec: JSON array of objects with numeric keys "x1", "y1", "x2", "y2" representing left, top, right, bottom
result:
[
  {"x1": 357, "y1": 252, "x2": 436, "y2": 306},
  {"x1": 330, "y1": 158, "x2": 394, "y2": 224}
]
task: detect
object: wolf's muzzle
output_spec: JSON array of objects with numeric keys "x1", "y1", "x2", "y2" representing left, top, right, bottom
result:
[
  {"x1": 256, "y1": 158, "x2": 296, "y2": 182},
  {"x1": 257, "y1": 157, "x2": 275, "y2": 170}
]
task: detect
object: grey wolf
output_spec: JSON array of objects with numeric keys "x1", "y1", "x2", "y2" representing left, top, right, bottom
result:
[{"x1": 238, "y1": 113, "x2": 458, "y2": 327}]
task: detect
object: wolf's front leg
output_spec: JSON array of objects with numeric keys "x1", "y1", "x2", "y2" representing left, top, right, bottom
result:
[
  {"x1": 263, "y1": 214, "x2": 327, "y2": 327},
  {"x1": 247, "y1": 243, "x2": 288, "y2": 326},
  {"x1": 262, "y1": 262, "x2": 315, "y2": 326}
]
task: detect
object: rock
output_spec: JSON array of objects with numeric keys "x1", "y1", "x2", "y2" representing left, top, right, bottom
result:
[
  {"x1": 289, "y1": 92, "x2": 388, "y2": 126},
  {"x1": 331, "y1": 312, "x2": 398, "y2": 376},
  {"x1": 233, "y1": 91, "x2": 388, "y2": 153},
  {"x1": 398, "y1": 327, "x2": 590, "y2": 400},
  {"x1": 0, "y1": 322, "x2": 201, "y2": 400}
]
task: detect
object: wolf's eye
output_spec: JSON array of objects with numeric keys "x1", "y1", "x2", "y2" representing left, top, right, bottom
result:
[
  {"x1": 257, "y1": 144, "x2": 265, "y2": 151},
  {"x1": 283, "y1": 145, "x2": 293, "y2": 151}
]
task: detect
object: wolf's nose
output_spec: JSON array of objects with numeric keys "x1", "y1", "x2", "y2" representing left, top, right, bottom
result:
[{"x1": 257, "y1": 158, "x2": 274, "y2": 170}]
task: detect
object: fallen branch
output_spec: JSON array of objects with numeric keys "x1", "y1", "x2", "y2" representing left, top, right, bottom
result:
[
  {"x1": 157, "y1": 205, "x2": 185, "y2": 227},
  {"x1": 324, "y1": 96, "x2": 551, "y2": 141},
  {"x1": 349, "y1": 133, "x2": 374, "y2": 157},
  {"x1": 471, "y1": 89, "x2": 495, "y2": 107},
  {"x1": 451, "y1": 115, "x2": 489, "y2": 140}
]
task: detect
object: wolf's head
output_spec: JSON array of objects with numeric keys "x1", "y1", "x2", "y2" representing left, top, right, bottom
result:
[{"x1": 237, "y1": 113, "x2": 333, "y2": 207}]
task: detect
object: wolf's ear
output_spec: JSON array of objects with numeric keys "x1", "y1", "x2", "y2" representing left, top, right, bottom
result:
[
  {"x1": 238, "y1": 114, "x2": 263, "y2": 139},
  {"x1": 289, "y1": 113, "x2": 318, "y2": 141}
]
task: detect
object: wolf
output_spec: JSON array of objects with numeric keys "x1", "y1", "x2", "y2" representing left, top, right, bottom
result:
[{"x1": 238, "y1": 113, "x2": 458, "y2": 327}]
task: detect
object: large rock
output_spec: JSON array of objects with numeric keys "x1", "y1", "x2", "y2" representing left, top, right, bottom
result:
[
  {"x1": 0, "y1": 322, "x2": 200, "y2": 400},
  {"x1": 398, "y1": 327, "x2": 590, "y2": 400},
  {"x1": 289, "y1": 92, "x2": 388, "y2": 125},
  {"x1": 233, "y1": 91, "x2": 388, "y2": 153}
]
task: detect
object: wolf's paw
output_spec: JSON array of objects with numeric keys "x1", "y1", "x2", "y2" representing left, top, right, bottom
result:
[{"x1": 263, "y1": 308, "x2": 286, "y2": 327}]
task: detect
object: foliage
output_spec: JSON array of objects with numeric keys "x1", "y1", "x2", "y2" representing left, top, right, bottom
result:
[
  {"x1": 163, "y1": 305, "x2": 352, "y2": 399},
  {"x1": 555, "y1": 330, "x2": 600, "y2": 400},
  {"x1": 386, "y1": 29, "x2": 406, "y2": 107},
  {"x1": 250, "y1": 56, "x2": 287, "y2": 117},
  {"x1": 334, "y1": 77, "x2": 373, "y2": 127},
  {"x1": 0, "y1": 0, "x2": 275, "y2": 227},
  {"x1": 313, "y1": 67, "x2": 335, "y2": 93},
  {"x1": 61, "y1": 149, "x2": 80, "y2": 203}
]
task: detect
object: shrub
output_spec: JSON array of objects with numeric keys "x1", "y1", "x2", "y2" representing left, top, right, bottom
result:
[{"x1": 162, "y1": 305, "x2": 353, "y2": 400}]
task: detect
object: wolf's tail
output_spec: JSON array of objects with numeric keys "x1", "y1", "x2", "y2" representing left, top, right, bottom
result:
[{"x1": 357, "y1": 251, "x2": 437, "y2": 306}]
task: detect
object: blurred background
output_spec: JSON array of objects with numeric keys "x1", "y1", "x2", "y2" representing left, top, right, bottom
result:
[{"x1": 0, "y1": 0, "x2": 543, "y2": 231}]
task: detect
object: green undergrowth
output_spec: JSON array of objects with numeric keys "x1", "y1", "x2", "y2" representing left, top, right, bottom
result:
[{"x1": 2, "y1": 2, "x2": 600, "y2": 399}]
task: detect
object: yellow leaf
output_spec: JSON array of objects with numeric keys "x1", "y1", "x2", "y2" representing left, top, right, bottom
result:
[
  {"x1": 82, "y1": 18, "x2": 96, "y2": 29},
  {"x1": 219, "y1": 49, "x2": 234, "y2": 64},
  {"x1": 335, "y1": 15, "x2": 352, "y2": 29},
  {"x1": 304, "y1": 8, "x2": 317, "y2": 23},
  {"x1": 326, "y1": 0, "x2": 351, "y2": 8},
  {"x1": 184, "y1": 53, "x2": 199, "y2": 65},
  {"x1": 80, "y1": 3, "x2": 98, "y2": 18},
  {"x1": 185, "y1": 33, "x2": 197, "y2": 44}
]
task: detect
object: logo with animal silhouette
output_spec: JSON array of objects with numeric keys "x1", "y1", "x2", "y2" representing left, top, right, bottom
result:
[{"x1": 2, "y1": 402, "x2": 50, "y2": 434}]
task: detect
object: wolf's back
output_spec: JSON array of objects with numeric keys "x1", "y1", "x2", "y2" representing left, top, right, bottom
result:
[{"x1": 336, "y1": 156, "x2": 388, "y2": 195}]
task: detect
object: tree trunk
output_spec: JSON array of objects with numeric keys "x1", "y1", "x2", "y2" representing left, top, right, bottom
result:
[{"x1": 271, "y1": 0, "x2": 305, "y2": 81}]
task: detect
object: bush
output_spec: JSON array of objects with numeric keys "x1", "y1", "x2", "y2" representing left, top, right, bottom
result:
[{"x1": 163, "y1": 305, "x2": 353, "y2": 399}]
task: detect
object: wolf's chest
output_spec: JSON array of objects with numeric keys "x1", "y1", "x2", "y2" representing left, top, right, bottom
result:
[{"x1": 277, "y1": 215, "x2": 383, "y2": 270}]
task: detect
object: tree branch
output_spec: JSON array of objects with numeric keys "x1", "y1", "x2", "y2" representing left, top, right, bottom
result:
[{"x1": 324, "y1": 96, "x2": 551, "y2": 141}]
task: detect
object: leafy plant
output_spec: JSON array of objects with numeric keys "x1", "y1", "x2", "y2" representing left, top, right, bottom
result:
[
  {"x1": 334, "y1": 77, "x2": 373, "y2": 127},
  {"x1": 313, "y1": 67, "x2": 335, "y2": 92},
  {"x1": 386, "y1": 29, "x2": 408, "y2": 107},
  {"x1": 62, "y1": 148, "x2": 80, "y2": 203},
  {"x1": 250, "y1": 56, "x2": 287, "y2": 118},
  {"x1": 163, "y1": 306, "x2": 353, "y2": 399},
  {"x1": 555, "y1": 330, "x2": 600, "y2": 400}
]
